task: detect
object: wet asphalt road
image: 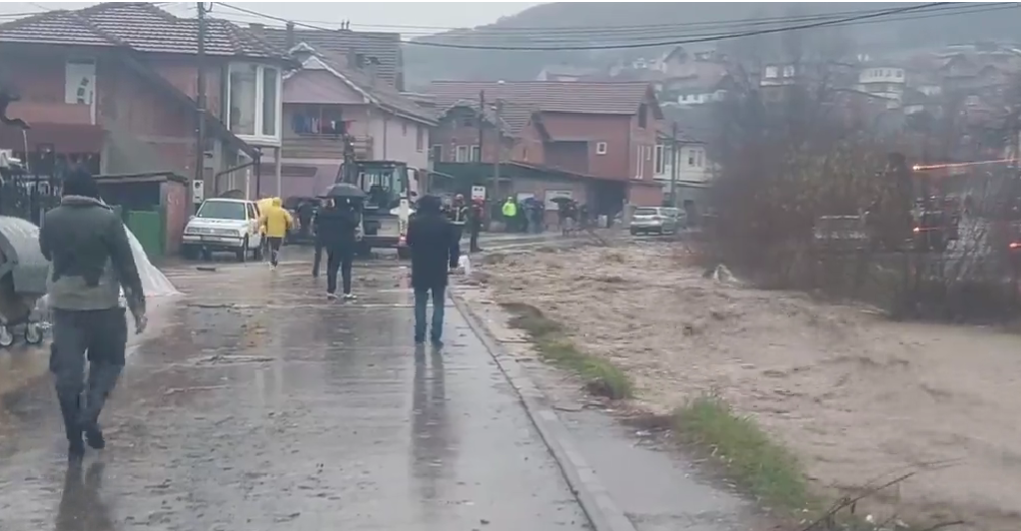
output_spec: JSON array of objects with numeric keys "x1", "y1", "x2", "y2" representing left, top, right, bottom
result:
[{"x1": 0, "y1": 261, "x2": 590, "y2": 530}]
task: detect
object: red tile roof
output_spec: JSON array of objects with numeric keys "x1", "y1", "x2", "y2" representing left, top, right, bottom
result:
[
  {"x1": 253, "y1": 26, "x2": 402, "y2": 89},
  {"x1": 0, "y1": 3, "x2": 287, "y2": 60},
  {"x1": 288, "y1": 48, "x2": 436, "y2": 125},
  {"x1": 428, "y1": 81, "x2": 657, "y2": 135}
]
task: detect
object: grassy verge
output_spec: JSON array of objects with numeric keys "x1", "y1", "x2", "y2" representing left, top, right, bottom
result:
[
  {"x1": 674, "y1": 393, "x2": 814, "y2": 515},
  {"x1": 500, "y1": 302, "x2": 633, "y2": 400}
]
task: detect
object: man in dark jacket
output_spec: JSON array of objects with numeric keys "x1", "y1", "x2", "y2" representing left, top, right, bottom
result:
[
  {"x1": 39, "y1": 168, "x2": 147, "y2": 463},
  {"x1": 446, "y1": 193, "x2": 468, "y2": 259},
  {"x1": 311, "y1": 198, "x2": 328, "y2": 278},
  {"x1": 406, "y1": 195, "x2": 459, "y2": 346},
  {"x1": 468, "y1": 198, "x2": 484, "y2": 253},
  {"x1": 315, "y1": 197, "x2": 360, "y2": 300}
]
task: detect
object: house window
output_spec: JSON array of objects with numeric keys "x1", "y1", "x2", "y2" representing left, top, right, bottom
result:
[
  {"x1": 291, "y1": 105, "x2": 344, "y2": 136},
  {"x1": 229, "y1": 64, "x2": 258, "y2": 135},
  {"x1": 765, "y1": 66, "x2": 779, "y2": 79},
  {"x1": 688, "y1": 149, "x2": 696, "y2": 166},
  {"x1": 261, "y1": 67, "x2": 278, "y2": 136},
  {"x1": 596, "y1": 142, "x2": 608, "y2": 155},
  {"x1": 471, "y1": 145, "x2": 481, "y2": 162},
  {"x1": 654, "y1": 144, "x2": 665, "y2": 174},
  {"x1": 782, "y1": 65, "x2": 795, "y2": 78},
  {"x1": 228, "y1": 62, "x2": 281, "y2": 139},
  {"x1": 455, "y1": 145, "x2": 469, "y2": 162},
  {"x1": 431, "y1": 144, "x2": 443, "y2": 162},
  {"x1": 638, "y1": 104, "x2": 648, "y2": 128},
  {"x1": 416, "y1": 125, "x2": 424, "y2": 152},
  {"x1": 636, "y1": 146, "x2": 645, "y2": 178},
  {"x1": 65, "y1": 58, "x2": 95, "y2": 106}
]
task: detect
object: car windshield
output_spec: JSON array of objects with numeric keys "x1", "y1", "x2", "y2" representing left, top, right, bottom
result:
[
  {"x1": 197, "y1": 201, "x2": 247, "y2": 220},
  {"x1": 634, "y1": 208, "x2": 659, "y2": 216}
]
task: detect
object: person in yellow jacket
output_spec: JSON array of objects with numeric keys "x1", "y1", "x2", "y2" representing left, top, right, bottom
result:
[
  {"x1": 501, "y1": 196, "x2": 518, "y2": 233},
  {"x1": 259, "y1": 197, "x2": 293, "y2": 269},
  {"x1": 256, "y1": 196, "x2": 277, "y2": 258}
]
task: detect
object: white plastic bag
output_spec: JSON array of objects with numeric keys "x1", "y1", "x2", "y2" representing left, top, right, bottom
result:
[{"x1": 458, "y1": 254, "x2": 472, "y2": 276}]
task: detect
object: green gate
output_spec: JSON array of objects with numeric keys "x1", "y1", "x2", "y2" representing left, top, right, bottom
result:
[{"x1": 124, "y1": 209, "x2": 164, "y2": 260}]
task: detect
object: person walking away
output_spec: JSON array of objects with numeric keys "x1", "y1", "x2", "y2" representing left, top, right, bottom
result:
[
  {"x1": 39, "y1": 168, "x2": 147, "y2": 463},
  {"x1": 447, "y1": 193, "x2": 468, "y2": 258},
  {"x1": 468, "y1": 198, "x2": 484, "y2": 253},
  {"x1": 259, "y1": 197, "x2": 292, "y2": 269},
  {"x1": 501, "y1": 196, "x2": 517, "y2": 233},
  {"x1": 311, "y1": 198, "x2": 329, "y2": 278},
  {"x1": 297, "y1": 200, "x2": 315, "y2": 240},
  {"x1": 256, "y1": 195, "x2": 276, "y2": 260},
  {"x1": 406, "y1": 195, "x2": 459, "y2": 347},
  {"x1": 316, "y1": 198, "x2": 361, "y2": 299}
]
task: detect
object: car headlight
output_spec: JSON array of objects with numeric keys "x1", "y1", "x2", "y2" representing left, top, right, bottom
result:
[{"x1": 184, "y1": 226, "x2": 200, "y2": 235}]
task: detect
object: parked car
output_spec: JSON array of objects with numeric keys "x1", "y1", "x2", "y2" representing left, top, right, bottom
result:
[
  {"x1": 181, "y1": 198, "x2": 264, "y2": 262},
  {"x1": 630, "y1": 207, "x2": 686, "y2": 235}
]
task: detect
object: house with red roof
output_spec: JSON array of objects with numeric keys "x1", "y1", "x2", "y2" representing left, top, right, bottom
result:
[
  {"x1": 427, "y1": 80, "x2": 665, "y2": 215},
  {"x1": 274, "y1": 39, "x2": 437, "y2": 198},
  {"x1": 0, "y1": 2, "x2": 293, "y2": 199}
]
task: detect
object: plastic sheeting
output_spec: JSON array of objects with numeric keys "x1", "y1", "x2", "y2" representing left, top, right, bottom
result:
[{"x1": 124, "y1": 227, "x2": 179, "y2": 298}]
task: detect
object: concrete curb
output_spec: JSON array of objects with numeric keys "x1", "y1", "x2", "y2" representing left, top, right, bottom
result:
[{"x1": 450, "y1": 292, "x2": 638, "y2": 531}]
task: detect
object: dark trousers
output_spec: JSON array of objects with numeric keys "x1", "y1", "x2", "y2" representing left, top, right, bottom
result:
[
  {"x1": 267, "y1": 237, "x2": 283, "y2": 266},
  {"x1": 469, "y1": 225, "x2": 481, "y2": 252},
  {"x1": 50, "y1": 307, "x2": 128, "y2": 442},
  {"x1": 312, "y1": 240, "x2": 324, "y2": 277},
  {"x1": 452, "y1": 224, "x2": 464, "y2": 260},
  {"x1": 414, "y1": 285, "x2": 446, "y2": 343},
  {"x1": 326, "y1": 246, "x2": 354, "y2": 295}
]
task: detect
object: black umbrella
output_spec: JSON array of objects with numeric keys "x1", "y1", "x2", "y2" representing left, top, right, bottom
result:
[
  {"x1": 323, "y1": 183, "x2": 366, "y2": 199},
  {"x1": 550, "y1": 196, "x2": 573, "y2": 204}
]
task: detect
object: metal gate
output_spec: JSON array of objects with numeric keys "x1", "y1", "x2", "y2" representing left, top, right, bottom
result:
[{"x1": 0, "y1": 148, "x2": 64, "y2": 225}]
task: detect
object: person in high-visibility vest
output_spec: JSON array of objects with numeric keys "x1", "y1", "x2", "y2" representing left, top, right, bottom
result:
[{"x1": 501, "y1": 197, "x2": 517, "y2": 233}]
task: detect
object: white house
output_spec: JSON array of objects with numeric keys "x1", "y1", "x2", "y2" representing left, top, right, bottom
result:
[
  {"x1": 652, "y1": 132, "x2": 714, "y2": 212},
  {"x1": 856, "y1": 65, "x2": 906, "y2": 108}
]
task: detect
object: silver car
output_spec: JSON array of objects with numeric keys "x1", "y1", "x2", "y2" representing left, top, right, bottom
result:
[{"x1": 630, "y1": 207, "x2": 685, "y2": 235}]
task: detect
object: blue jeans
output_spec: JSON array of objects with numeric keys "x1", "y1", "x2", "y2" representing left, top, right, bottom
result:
[{"x1": 414, "y1": 286, "x2": 446, "y2": 343}]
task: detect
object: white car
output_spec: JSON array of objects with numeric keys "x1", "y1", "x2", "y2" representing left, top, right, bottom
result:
[{"x1": 181, "y1": 198, "x2": 264, "y2": 262}]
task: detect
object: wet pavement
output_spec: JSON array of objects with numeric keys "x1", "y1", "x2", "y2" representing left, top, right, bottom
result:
[{"x1": 0, "y1": 262, "x2": 591, "y2": 530}]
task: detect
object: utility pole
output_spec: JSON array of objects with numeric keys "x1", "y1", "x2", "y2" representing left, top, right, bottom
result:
[
  {"x1": 195, "y1": 2, "x2": 207, "y2": 197},
  {"x1": 492, "y1": 99, "x2": 503, "y2": 199},
  {"x1": 669, "y1": 121, "x2": 679, "y2": 207},
  {"x1": 477, "y1": 90, "x2": 485, "y2": 164}
]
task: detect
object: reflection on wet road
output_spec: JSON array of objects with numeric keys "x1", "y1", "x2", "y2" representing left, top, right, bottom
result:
[{"x1": 0, "y1": 262, "x2": 590, "y2": 530}]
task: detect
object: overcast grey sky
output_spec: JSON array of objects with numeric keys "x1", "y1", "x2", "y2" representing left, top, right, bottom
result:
[{"x1": 0, "y1": 2, "x2": 540, "y2": 35}]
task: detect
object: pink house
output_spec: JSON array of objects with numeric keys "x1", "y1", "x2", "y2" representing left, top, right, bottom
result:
[{"x1": 271, "y1": 43, "x2": 437, "y2": 198}]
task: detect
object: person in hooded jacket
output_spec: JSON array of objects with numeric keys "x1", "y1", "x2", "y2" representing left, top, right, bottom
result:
[
  {"x1": 39, "y1": 168, "x2": 147, "y2": 463},
  {"x1": 406, "y1": 195, "x2": 459, "y2": 346},
  {"x1": 315, "y1": 197, "x2": 361, "y2": 299}
]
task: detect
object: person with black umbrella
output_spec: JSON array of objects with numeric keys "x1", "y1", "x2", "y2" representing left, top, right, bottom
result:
[
  {"x1": 406, "y1": 195, "x2": 460, "y2": 347},
  {"x1": 316, "y1": 194, "x2": 361, "y2": 300}
]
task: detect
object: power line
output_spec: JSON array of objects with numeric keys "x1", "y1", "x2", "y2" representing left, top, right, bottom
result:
[
  {"x1": 211, "y1": 2, "x2": 996, "y2": 38},
  {"x1": 212, "y1": 2, "x2": 987, "y2": 51},
  {"x1": 210, "y1": 3, "x2": 993, "y2": 34},
  {"x1": 401, "y1": 4, "x2": 1015, "y2": 42}
]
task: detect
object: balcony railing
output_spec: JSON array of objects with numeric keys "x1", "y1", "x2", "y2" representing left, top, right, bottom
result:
[{"x1": 281, "y1": 135, "x2": 373, "y2": 160}]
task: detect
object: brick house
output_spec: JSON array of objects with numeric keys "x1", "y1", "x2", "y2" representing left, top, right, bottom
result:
[
  {"x1": 427, "y1": 81, "x2": 665, "y2": 216},
  {"x1": 275, "y1": 42, "x2": 437, "y2": 198},
  {"x1": 0, "y1": 3, "x2": 293, "y2": 202}
]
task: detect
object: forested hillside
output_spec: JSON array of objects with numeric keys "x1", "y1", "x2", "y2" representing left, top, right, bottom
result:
[{"x1": 402, "y1": 2, "x2": 1020, "y2": 89}]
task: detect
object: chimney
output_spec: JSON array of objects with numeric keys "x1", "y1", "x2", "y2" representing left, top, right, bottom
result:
[
  {"x1": 285, "y1": 21, "x2": 295, "y2": 50},
  {"x1": 248, "y1": 22, "x2": 264, "y2": 31}
]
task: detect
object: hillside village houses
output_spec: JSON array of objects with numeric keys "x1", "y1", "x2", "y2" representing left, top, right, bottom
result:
[{"x1": 3, "y1": 2, "x2": 1020, "y2": 246}]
